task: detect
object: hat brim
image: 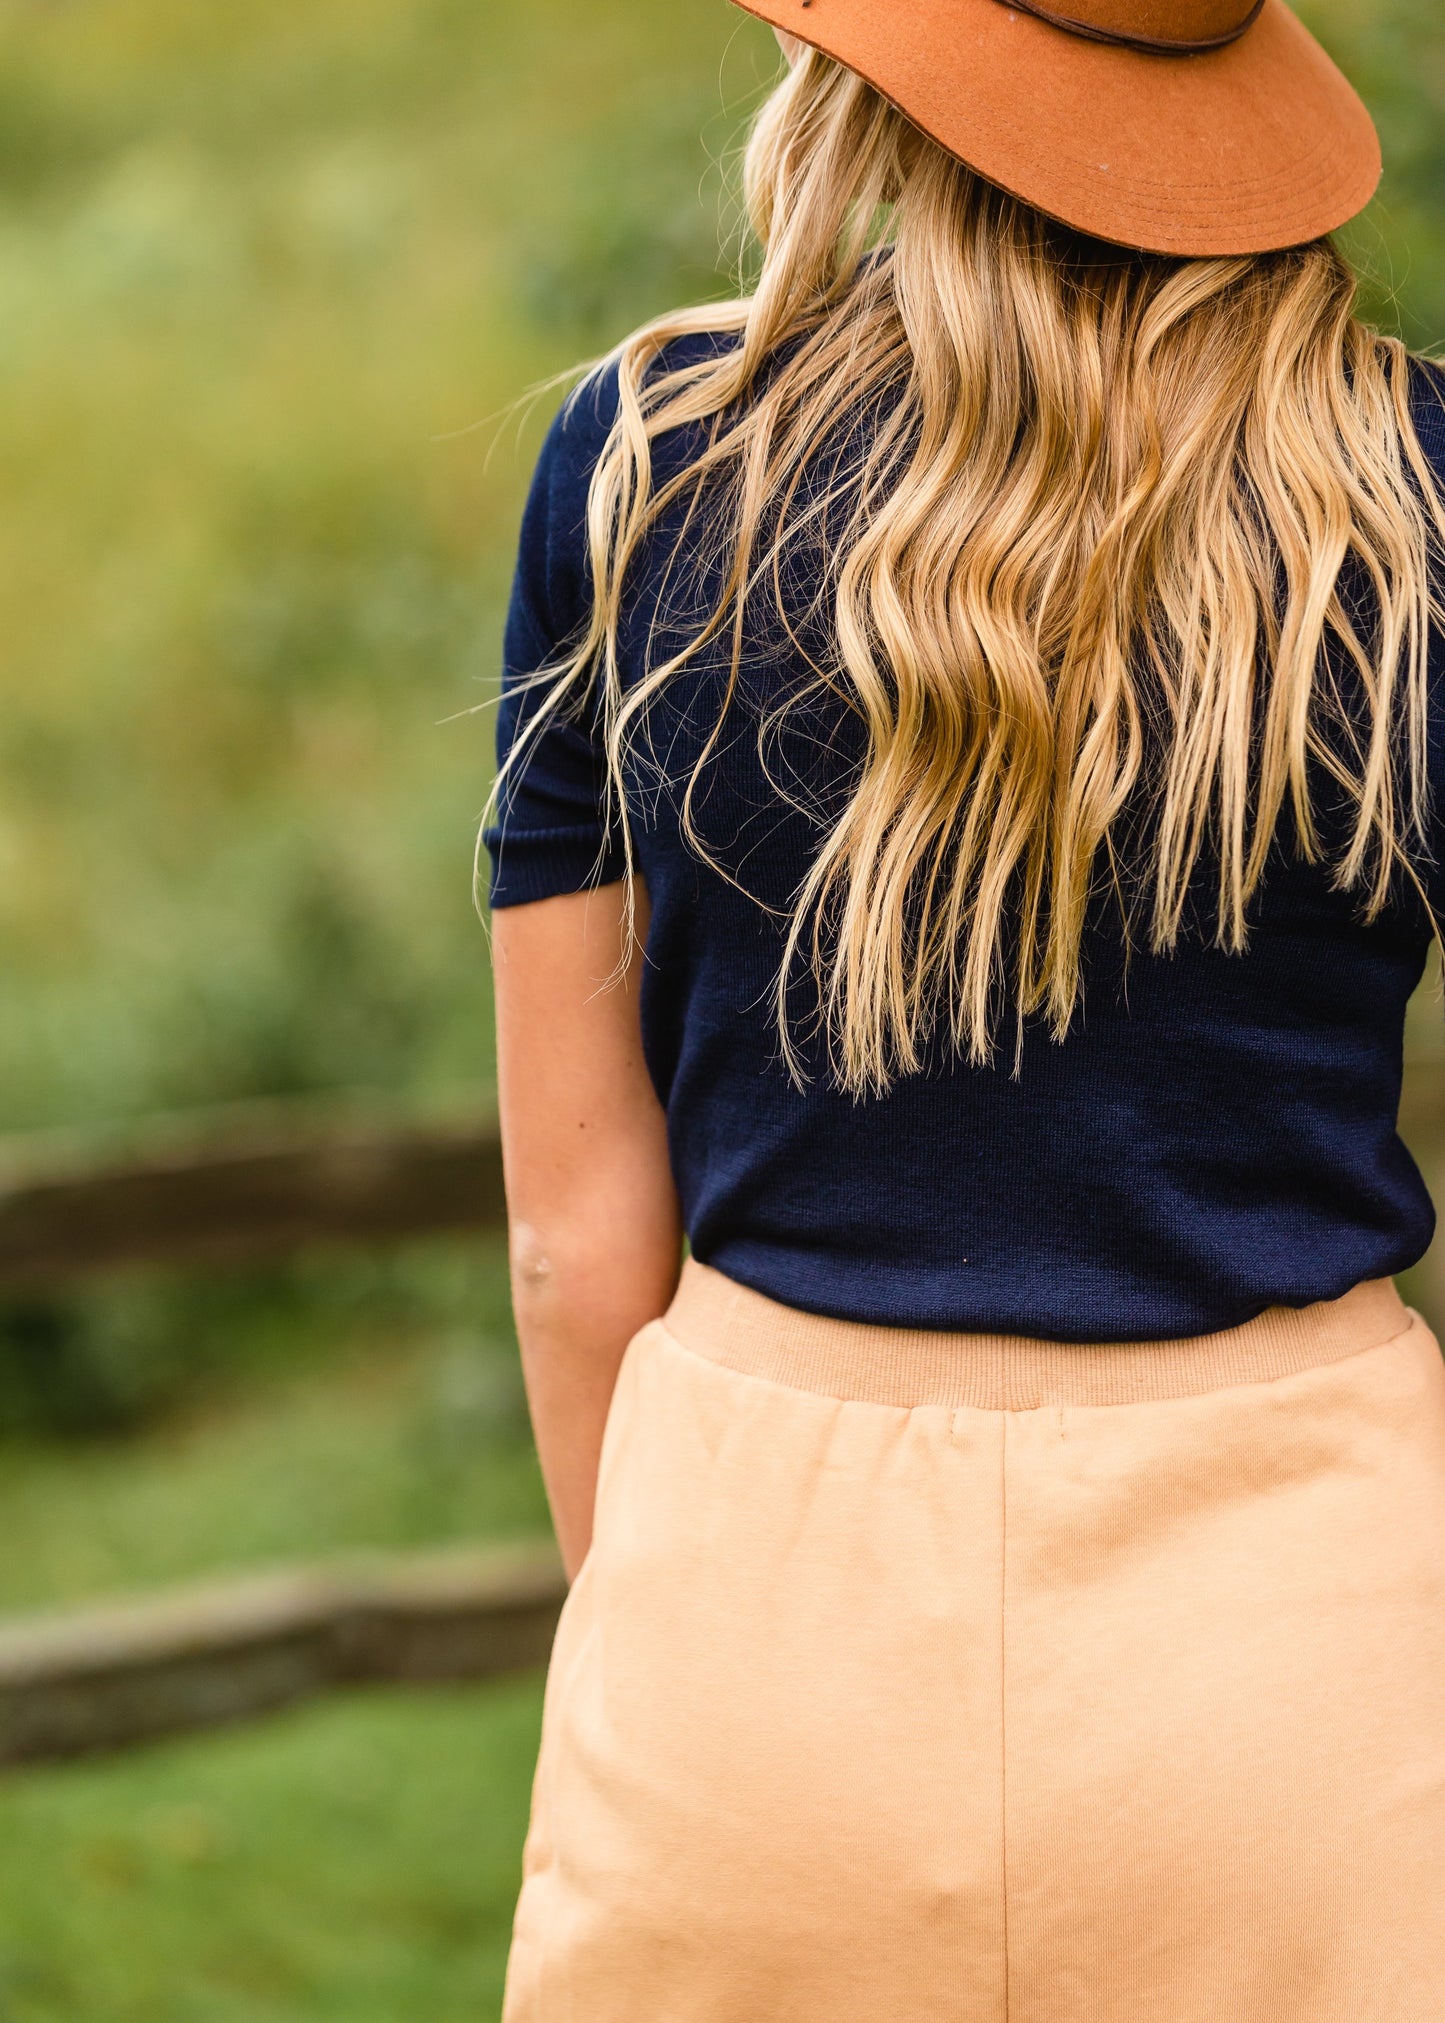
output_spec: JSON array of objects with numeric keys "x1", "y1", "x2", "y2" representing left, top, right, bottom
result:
[{"x1": 730, "y1": 0, "x2": 1381, "y2": 257}]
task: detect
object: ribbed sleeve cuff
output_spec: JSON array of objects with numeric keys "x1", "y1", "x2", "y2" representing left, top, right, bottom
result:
[{"x1": 482, "y1": 822, "x2": 629, "y2": 909}]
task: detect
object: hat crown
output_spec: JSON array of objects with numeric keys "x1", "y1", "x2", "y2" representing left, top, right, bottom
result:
[
  {"x1": 1007, "y1": 0, "x2": 1263, "y2": 52},
  {"x1": 737, "y1": 0, "x2": 1380, "y2": 258}
]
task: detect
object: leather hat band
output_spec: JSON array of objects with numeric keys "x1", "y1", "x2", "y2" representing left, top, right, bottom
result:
[{"x1": 998, "y1": 0, "x2": 1266, "y2": 54}]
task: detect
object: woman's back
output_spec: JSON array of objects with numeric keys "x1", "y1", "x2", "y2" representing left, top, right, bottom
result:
[
  {"x1": 487, "y1": 68, "x2": 1445, "y2": 1337},
  {"x1": 492, "y1": 13, "x2": 1445, "y2": 2019},
  {"x1": 489, "y1": 343, "x2": 1445, "y2": 1336}
]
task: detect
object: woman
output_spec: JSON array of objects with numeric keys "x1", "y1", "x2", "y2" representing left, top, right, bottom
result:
[{"x1": 485, "y1": 1, "x2": 1445, "y2": 2015}]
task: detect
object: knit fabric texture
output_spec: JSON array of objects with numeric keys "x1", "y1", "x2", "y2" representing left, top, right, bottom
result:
[{"x1": 483, "y1": 337, "x2": 1445, "y2": 1341}]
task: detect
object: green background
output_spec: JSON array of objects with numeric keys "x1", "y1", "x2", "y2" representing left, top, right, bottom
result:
[{"x1": 0, "y1": 0, "x2": 1438, "y2": 2014}]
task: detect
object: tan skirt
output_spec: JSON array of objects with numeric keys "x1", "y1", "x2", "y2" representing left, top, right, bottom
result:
[{"x1": 502, "y1": 1260, "x2": 1445, "y2": 2022}]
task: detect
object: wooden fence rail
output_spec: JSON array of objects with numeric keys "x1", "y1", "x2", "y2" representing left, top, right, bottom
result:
[
  {"x1": 0, "y1": 1544, "x2": 565, "y2": 1766},
  {"x1": 0, "y1": 1102, "x2": 506, "y2": 1287}
]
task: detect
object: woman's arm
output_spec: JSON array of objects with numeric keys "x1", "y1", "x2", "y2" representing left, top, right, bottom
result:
[{"x1": 492, "y1": 878, "x2": 682, "y2": 1581}]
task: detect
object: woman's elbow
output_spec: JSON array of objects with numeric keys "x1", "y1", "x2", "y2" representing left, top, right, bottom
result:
[
  {"x1": 506, "y1": 1212, "x2": 682, "y2": 1337},
  {"x1": 507, "y1": 1218, "x2": 621, "y2": 1315}
]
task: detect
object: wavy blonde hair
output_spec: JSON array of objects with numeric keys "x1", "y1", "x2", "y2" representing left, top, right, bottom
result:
[{"x1": 492, "y1": 46, "x2": 1445, "y2": 1094}]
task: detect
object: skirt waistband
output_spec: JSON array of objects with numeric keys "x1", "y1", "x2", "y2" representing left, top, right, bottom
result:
[{"x1": 661, "y1": 1260, "x2": 1415, "y2": 1411}]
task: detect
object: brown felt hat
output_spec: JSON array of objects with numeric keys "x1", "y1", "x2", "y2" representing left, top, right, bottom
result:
[{"x1": 730, "y1": 0, "x2": 1381, "y2": 257}]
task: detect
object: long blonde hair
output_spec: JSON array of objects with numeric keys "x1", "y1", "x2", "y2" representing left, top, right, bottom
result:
[{"x1": 493, "y1": 47, "x2": 1445, "y2": 1094}]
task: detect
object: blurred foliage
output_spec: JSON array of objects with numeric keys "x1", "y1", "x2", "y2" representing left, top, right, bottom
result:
[
  {"x1": 0, "y1": 1236, "x2": 527, "y2": 1446},
  {"x1": 0, "y1": 0, "x2": 1433, "y2": 1143},
  {"x1": 0, "y1": 0, "x2": 1433, "y2": 1439},
  {"x1": 0, "y1": 0, "x2": 770, "y2": 1142},
  {"x1": 0, "y1": 1241, "x2": 547, "y2": 1617},
  {"x1": 1307, "y1": 0, "x2": 1445, "y2": 344},
  {"x1": 0, "y1": 0, "x2": 774, "y2": 1444}
]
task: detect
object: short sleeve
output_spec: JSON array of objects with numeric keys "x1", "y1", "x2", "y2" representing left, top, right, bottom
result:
[{"x1": 483, "y1": 366, "x2": 628, "y2": 909}]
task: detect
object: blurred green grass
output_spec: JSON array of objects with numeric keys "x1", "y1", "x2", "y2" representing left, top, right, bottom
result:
[
  {"x1": 0, "y1": 1240, "x2": 548, "y2": 1617},
  {"x1": 0, "y1": 0, "x2": 1439, "y2": 2015},
  {"x1": 0, "y1": 1679, "x2": 541, "y2": 2022},
  {"x1": 0, "y1": 1237, "x2": 549, "y2": 2022}
]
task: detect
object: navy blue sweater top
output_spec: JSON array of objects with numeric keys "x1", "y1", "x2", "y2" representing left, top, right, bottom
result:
[{"x1": 485, "y1": 338, "x2": 1445, "y2": 1342}]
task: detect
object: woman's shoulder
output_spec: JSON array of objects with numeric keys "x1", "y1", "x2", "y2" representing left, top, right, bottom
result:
[
  {"x1": 509, "y1": 324, "x2": 744, "y2": 649},
  {"x1": 535, "y1": 325, "x2": 743, "y2": 497}
]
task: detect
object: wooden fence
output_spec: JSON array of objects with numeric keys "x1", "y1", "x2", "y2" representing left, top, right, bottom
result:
[
  {"x1": 0, "y1": 1060, "x2": 1440, "y2": 1765},
  {"x1": 0, "y1": 1100, "x2": 505, "y2": 1287},
  {"x1": 0, "y1": 1095, "x2": 535, "y2": 1764},
  {"x1": 0, "y1": 1545, "x2": 565, "y2": 1767}
]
